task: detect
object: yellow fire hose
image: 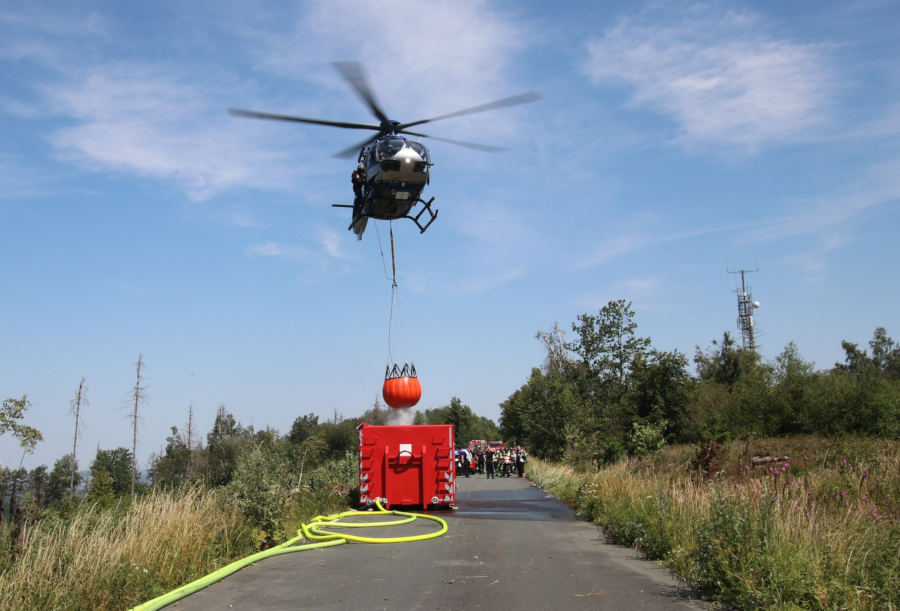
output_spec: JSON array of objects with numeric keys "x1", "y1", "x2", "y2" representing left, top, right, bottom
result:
[{"x1": 130, "y1": 501, "x2": 448, "y2": 610}]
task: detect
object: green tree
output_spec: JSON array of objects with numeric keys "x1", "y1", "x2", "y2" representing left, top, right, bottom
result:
[
  {"x1": 1, "y1": 396, "x2": 44, "y2": 464},
  {"x1": 500, "y1": 367, "x2": 579, "y2": 460},
  {"x1": 839, "y1": 327, "x2": 900, "y2": 380},
  {"x1": 321, "y1": 419, "x2": 359, "y2": 459},
  {"x1": 869, "y1": 327, "x2": 900, "y2": 379},
  {"x1": 148, "y1": 426, "x2": 191, "y2": 487},
  {"x1": 426, "y1": 397, "x2": 476, "y2": 442},
  {"x1": 288, "y1": 413, "x2": 320, "y2": 444},
  {"x1": 86, "y1": 468, "x2": 116, "y2": 508},
  {"x1": 27, "y1": 465, "x2": 49, "y2": 508},
  {"x1": 90, "y1": 447, "x2": 133, "y2": 495},
  {"x1": 0, "y1": 467, "x2": 28, "y2": 522},
  {"x1": 629, "y1": 349, "x2": 692, "y2": 440},
  {"x1": 226, "y1": 435, "x2": 293, "y2": 545},
  {"x1": 46, "y1": 454, "x2": 80, "y2": 503},
  {"x1": 693, "y1": 333, "x2": 772, "y2": 437},
  {"x1": 567, "y1": 299, "x2": 650, "y2": 403},
  {"x1": 206, "y1": 405, "x2": 252, "y2": 486},
  {"x1": 768, "y1": 342, "x2": 817, "y2": 434}
]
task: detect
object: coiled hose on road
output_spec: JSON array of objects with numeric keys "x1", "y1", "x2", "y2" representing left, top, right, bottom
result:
[{"x1": 131, "y1": 501, "x2": 448, "y2": 610}]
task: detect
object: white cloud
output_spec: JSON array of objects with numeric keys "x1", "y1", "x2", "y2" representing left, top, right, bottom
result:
[
  {"x1": 583, "y1": 5, "x2": 835, "y2": 151},
  {"x1": 781, "y1": 233, "x2": 853, "y2": 276},
  {"x1": 457, "y1": 264, "x2": 527, "y2": 294},
  {"x1": 244, "y1": 228, "x2": 355, "y2": 271},
  {"x1": 43, "y1": 63, "x2": 303, "y2": 201},
  {"x1": 744, "y1": 157, "x2": 900, "y2": 243},
  {"x1": 6, "y1": 1, "x2": 535, "y2": 205},
  {"x1": 577, "y1": 234, "x2": 654, "y2": 267},
  {"x1": 239, "y1": 0, "x2": 532, "y2": 141},
  {"x1": 623, "y1": 277, "x2": 661, "y2": 292},
  {"x1": 576, "y1": 221, "x2": 752, "y2": 268},
  {"x1": 318, "y1": 227, "x2": 352, "y2": 261}
]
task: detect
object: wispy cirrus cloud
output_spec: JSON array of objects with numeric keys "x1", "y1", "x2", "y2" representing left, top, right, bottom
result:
[
  {"x1": 743, "y1": 156, "x2": 900, "y2": 243},
  {"x1": 781, "y1": 233, "x2": 853, "y2": 278},
  {"x1": 244, "y1": 225, "x2": 355, "y2": 266},
  {"x1": 43, "y1": 63, "x2": 304, "y2": 201},
  {"x1": 238, "y1": 0, "x2": 534, "y2": 142},
  {"x1": 583, "y1": 5, "x2": 836, "y2": 151},
  {"x1": 245, "y1": 241, "x2": 311, "y2": 260},
  {"x1": 576, "y1": 222, "x2": 751, "y2": 268},
  {"x1": 456, "y1": 264, "x2": 528, "y2": 295}
]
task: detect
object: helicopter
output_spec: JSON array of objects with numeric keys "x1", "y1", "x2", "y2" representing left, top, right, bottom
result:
[{"x1": 229, "y1": 62, "x2": 539, "y2": 239}]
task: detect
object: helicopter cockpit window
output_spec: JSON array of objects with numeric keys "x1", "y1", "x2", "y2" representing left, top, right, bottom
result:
[
  {"x1": 376, "y1": 137, "x2": 405, "y2": 160},
  {"x1": 407, "y1": 141, "x2": 430, "y2": 162}
]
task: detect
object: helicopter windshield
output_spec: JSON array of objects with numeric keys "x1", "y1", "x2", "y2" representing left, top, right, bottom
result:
[
  {"x1": 376, "y1": 137, "x2": 406, "y2": 160},
  {"x1": 407, "y1": 141, "x2": 430, "y2": 163}
]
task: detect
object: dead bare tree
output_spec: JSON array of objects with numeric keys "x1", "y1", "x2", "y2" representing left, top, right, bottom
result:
[
  {"x1": 184, "y1": 402, "x2": 195, "y2": 479},
  {"x1": 129, "y1": 354, "x2": 147, "y2": 499},
  {"x1": 70, "y1": 377, "x2": 88, "y2": 494}
]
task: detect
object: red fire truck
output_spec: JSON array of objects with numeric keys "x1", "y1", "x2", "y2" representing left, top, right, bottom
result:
[{"x1": 357, "y1": 423, "x2": 456, "y2": 510}]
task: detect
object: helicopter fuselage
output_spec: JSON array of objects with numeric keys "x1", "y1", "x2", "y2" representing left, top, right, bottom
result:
[
  {"x1": 360, "y1": 135, "x2": 431, "y2": 220},
  {"x1": 343, "y1": 134, "x2": 438, "y2": 237}
]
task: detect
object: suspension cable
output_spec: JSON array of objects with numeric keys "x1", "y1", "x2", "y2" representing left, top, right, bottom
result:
[{"x1": 373, "y1": 220, "x2": 391, "y2": 282}]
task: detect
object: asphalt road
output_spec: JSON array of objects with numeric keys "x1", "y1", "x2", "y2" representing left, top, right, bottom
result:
[{"x1": 171, "y1": 475, "x2": 707, "y2": 610}]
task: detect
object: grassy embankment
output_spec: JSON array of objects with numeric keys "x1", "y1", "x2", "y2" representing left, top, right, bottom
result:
[
  {"x1": 0, "y1": 485, "x2": 353, "y2": 610},
  {"x1": 528, "y1": 436, "x2": 899, "y2": 610}
]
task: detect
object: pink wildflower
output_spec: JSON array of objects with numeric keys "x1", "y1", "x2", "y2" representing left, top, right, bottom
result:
[
  {"x1": 842, "y1": 457, "x2": 847, "y2": 465},
  {"x1": 840, "y1": 490, "x2": 845, "y2": 498}
]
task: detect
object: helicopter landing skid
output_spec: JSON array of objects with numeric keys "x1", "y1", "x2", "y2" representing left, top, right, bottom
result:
[
  {"x1": 332, "y1": 196, "x2": 438, "y2": 235},
  {"x1": 408, "y1": 197, "x2": 438, "y2": 234}
]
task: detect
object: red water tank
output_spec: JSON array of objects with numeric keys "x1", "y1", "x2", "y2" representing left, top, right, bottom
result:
[{"x1": 357, "y1": 423, "x2": 456, "y2": 509}]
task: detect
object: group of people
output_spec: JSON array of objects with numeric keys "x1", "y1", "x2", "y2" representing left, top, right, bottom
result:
[{"x1": 457, "y1": 445, "x2": 527, "y2": 479}]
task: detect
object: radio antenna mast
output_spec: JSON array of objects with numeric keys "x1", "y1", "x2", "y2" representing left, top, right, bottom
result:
[{"x1": 728, "y1": 268, "x2": 760, "y2": 352}]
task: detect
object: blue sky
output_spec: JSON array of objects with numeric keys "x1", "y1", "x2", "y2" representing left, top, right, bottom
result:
[{"x1": 2, "y1": 0, "x2": 898, "y2": 471}]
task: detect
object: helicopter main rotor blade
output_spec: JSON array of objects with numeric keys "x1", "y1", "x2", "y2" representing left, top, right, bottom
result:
[
  {"x1": 332, "y1": 62, "x2": 392, "y2": 128},
  {"x1": 396, "y1": 91, "x2": 541, "y2": 131},
  {"x1": 229, "y1": 108, "x2": 382, "y2": 131},
  {"x1": 405, "y1": 133, "x2": 509, "y2": 153},
  {"x1": 332, "y1": 135, "x2": 380, "y2": 160}
]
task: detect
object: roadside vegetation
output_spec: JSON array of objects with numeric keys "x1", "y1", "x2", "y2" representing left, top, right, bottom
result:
[
  {"x1": 2, "y1": 299, "x2": 897, "y2": 608},
  {"x1": 0, "y1": 394, "x2": 491, "y2": 609},
  {"x1": 528, "y1": 436, "x2": 899, "y2": 609},
  {"x1": 499, "y1": 301, "x2": 898, "y2": 609}
]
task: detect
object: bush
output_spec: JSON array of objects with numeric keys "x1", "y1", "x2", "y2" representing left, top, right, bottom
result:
[
  {"x1": 627, "y1": 420, "x2": 667, "y2": 457},
  {"x1": 226, "y1": 441, "x2": 294, "y2": 546}
]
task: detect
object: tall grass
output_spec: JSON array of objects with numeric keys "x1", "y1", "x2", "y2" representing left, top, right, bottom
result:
[
  {"x1": 529, "y1": 436, "x2": 899, "y2": 610},
  {"x1": 0, "y1": 487, "x2": 255, "y2": 610},
  {"x1": 0, "y1": 452, "x2": 359, "y2": 609}
]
